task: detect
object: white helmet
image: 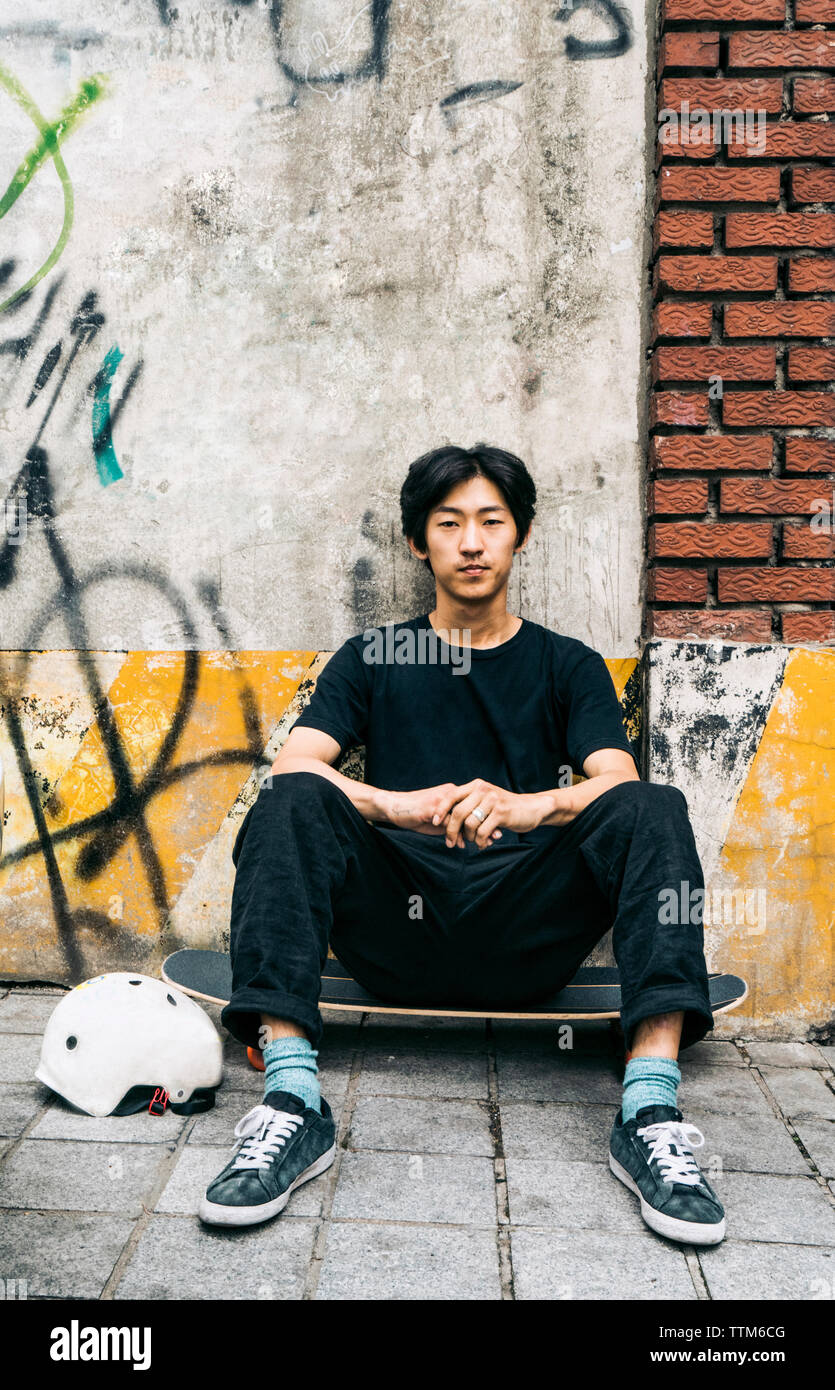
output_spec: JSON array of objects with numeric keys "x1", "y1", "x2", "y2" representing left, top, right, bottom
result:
[{"x1": 36, "y1": 973, "x2": 224, "y2": 1117}]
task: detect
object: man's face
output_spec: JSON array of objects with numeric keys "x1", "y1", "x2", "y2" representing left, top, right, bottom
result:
[{"x1": 410, "y1": 473, "x2": 529, "y2": 600}]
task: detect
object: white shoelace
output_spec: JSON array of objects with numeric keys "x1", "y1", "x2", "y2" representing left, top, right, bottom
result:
[
  {"x1": 637, "y1": 1120, "x2": 706, "y2": 1186},
  {"x1": 231, "y1": 1104, "x2": 304, "y2": 1171}
]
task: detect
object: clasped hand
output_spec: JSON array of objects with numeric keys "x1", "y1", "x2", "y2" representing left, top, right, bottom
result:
[{"x1": 380, "y1": 778, "x2": 545, "y2": 850}]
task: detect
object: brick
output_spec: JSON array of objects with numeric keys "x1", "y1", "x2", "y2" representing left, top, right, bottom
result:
[
  {"x1": 663, "y1": 0, "x2": 783, "y2": 17},
  {"x1": 729, "y1": 32, "x2": 835, "y2": 69},
  {"x1": 721, "y1": 479, "x2": 831, "y2": 513},
  {"x1": 724, "y1": 302, "x2": 835, "y2": 337},
  {"x1": 788, "y1": 257, "x2": 835, "y2": 292},
  {"x1": 796, "y1": 0, "x2": 835, "y2": 17},
  {"x1": 723, "y1": 392, "x2": 835, "y2": 427},
  {"x1": 728, "y1": 123, "x2": 835, "y2": 161},
  {"x1": 786, "y1": 438, "x2": 835, "y2": 472},
  {"x1": 652, "y1": 345, "x2": 775, "y2": 383},
  {"x1": 660, "y1": 79, "x2": 783, "y2": 113},
  {"x1": 650, "y1": 392, "x2": 711, "y2": 427},
  {"x1": 788, "y1": 346, "x2": 835, "y2": 382},
  {"x1": 647, "y1": 568, "x2": 709, "y2": 601},
  {"x1": 649, "y1": 521, "x2": 772, "y2": 559},
  {"x1": 659, "y1": 166, "x2": 780, "y2": 203},
  {"x1": 726, "y1": 212, "x2": 835, "y2": 249},
  {"x1": 651, "y1": 435, "x2": 773, "y2": 471},
  {"x1": 783, "y1": 523, "x2": 835, "y2": 559},
  {"x1": 718, "y1": 567, "x2": 835, "y2": 601},
  {"x1": 652, "y1": 301, "x2": 713, "y2": 340},
  {"x1": 793, "y1": 77, "x2": 835, "y2": 114},
  {"x1": 657, "y1": 125, "x2": 721, "y2": 160},
  {"x1": 647, "y1": 479, "x2": 709, "y2": 513},
  {"x1": 657, "y1": 32, "x2": 719, "y2": 76},
  {"x1": 782, "y1": 610, "x2": 835, "y2": 642},
  {"x1": 654, "y1": 211, "x2": 714, "y2": 253},
  {"x1": 648, "y1": 609, "x2": 773, "y2": 640},
  {"x1": 657, "y1": 255, "x2": 777, "y2": 293},
  {"x1": 790, "y1": 167, "x2": 835, "y2": 204}
]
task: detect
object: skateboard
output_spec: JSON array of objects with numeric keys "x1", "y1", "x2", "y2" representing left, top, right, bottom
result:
[{"x1": 161, "y1": 948, "x2": 748, "y2": 1069}]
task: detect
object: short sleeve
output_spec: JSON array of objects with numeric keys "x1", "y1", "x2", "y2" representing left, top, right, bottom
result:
[
  {"x1": 289, "y1": 638, "x2": 370, "y2": 754},
  {"x1": 562, "y1": 646, "x2": 639, "y2": 776}
]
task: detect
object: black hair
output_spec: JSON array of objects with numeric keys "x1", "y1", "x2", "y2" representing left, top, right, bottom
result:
[{"x1": 400, "y1": 443, "x2": 537, "y2": 573}]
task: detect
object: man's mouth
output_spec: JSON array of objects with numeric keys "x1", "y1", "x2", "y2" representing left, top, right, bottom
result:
[{"x1": 459, "y1": 566, "x2": 488, "y2": 574}]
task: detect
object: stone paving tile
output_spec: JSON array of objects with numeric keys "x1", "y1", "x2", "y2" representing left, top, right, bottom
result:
[
  {"x1": 316, "y1": 1222, "x2": 502, "y2": 1299},
  {"x1": 711, "y1": 1172, "x2": 835, "y2": 1246},
  {"x1": 684, "y1": 1108, "x2": 811, "y2": 1177},
  {"x1": 0, "y1": 1140, "x2": 11, "y2": 1161},
  {"x1": 0, "y1": 1081, "x2": 51, "y2": 1138},
  {"x1": 155, "y1": 1145, "x2": 327, "y2": 1218},
  {"x1": 29, "y1": 1098, "x2": 187, "y2": 1144},
  {"x1": 113, "y1": 1213, "x2": 318, "y2": 1300},
  {"x1": 0, "y1": 1033, "x2": 45, "y2": 1083},
  {"x1": 699, "y1": 1238, "x2": 835, "y2": 1300},
  {"x1": 500, "y1": 1101, "x2": 614, "y2": 1163},
  {"x1": 491, "y1": 1020, "x2": 615, "y2": 1055},
  {"x1": 757, "y1": 1067, "x2": 835, "y2": 1122},
  {"x1": 331, "y1": 1150, "x2": 497, "y2": 1225},
  {"x1": 679, "y1": 1040, "x2": 744, "y2": 1068},
  {"x1": 361, "y1": 1014, "x2": 488, "y2": 1052},
  {"x1": 792, "y1": 1119, "x2": 835, "y2": 1178},
  {"x1": 0, "y1": 1139, "x2": 167, "y2": 1216},
  {"x1": 744, "y1": 1041, "x2": 830, "y2": 1070},
  {"x1": 511, "y1": 1227, "x2": 697, "y2": 1300},
  {"x1": 346, "y1": 1096, "x2": 494, "y2": 1157},
  {"x1": 506, "y1": 1157, "x2": 640, "y2": 1233},
  {"x1": 0, "y1": 1210, "x2": 136, "y2": 1298},
  {"x1": 496, "y1": 1053, "x2": 623, "y2": 1105},
  {"x1": 500, "y1": 1100, "x2": 810, "y2": 1176},
  {"x1": 819, "y1": 1046, "x2": 835, "y2": 1073},
  {"x1": 677, "y1": 1064, "x2": 776, "y2": 1118},
  {"x1": 356, "y1": 1051, "x2": 489, "y2": 1100},
  {"x1": 0, "y1": 990, "x2": 65, "y2": 1033}
]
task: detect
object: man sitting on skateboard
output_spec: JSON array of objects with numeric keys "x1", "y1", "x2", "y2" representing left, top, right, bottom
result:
[{"x1": 200, "y1": 443, "x2": 725, "y2": 1247}]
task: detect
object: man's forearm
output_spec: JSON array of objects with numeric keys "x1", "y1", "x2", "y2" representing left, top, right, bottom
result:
[
  {"x1": 270, "y1": 756, "x2": 389, "y2": 823},
  {"x1": 536, "y1": 772, "x2": 640, "y2": 827}
]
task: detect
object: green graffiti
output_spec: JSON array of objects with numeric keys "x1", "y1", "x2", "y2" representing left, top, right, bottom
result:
[
  {"x1": 0, "y1": 67, "x2": 109, "y2": 314},
  {"x1": 92, "y1": 344, "x2": 125, "y2": 486}
]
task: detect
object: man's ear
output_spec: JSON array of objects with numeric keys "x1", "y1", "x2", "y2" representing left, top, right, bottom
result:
[
  {"x1": 407, "y1": 536, "x2": 428, "y2": 561},
  {"x1": 514, "y1": 523, "x2": 533, "y2": 555}
]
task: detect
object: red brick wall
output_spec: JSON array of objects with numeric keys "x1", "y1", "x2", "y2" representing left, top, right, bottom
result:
[{"x1": 648, "y1": 0, "x2": 835, "y2": 644}]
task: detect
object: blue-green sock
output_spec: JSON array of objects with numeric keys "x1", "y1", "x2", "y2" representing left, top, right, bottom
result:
[
  {"x1": 262, "y1": 1036, "x2": 321, "y2": 1115},
  {"x1": 621, "y1": 1056, "x2": 681, "y2": 1124}
]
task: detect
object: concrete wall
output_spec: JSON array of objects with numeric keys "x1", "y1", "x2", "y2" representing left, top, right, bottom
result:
[
  {"x1": 647, "y1": 641, "x2": 834, "y2": 1041},
  {"x1": 1, "y1": 0, "x2": 650, "y2": 654}
]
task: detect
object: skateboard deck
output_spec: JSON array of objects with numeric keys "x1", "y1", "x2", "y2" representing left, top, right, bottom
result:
[{"x1": 161, "y1": 948, "x2": 748, "y2": 1021}]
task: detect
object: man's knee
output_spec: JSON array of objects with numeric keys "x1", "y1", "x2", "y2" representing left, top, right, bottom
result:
[
  {"x1": 263, "y1": 768, "x2": 346, "y2": 805},
  {"x1": 611, "y1": 780, "x2": 688, "y2": 810}
]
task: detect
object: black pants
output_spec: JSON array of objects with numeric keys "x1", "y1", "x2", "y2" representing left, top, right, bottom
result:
[{"x1": 220, "y1": 771, "x2": 714, "y2": 1054}]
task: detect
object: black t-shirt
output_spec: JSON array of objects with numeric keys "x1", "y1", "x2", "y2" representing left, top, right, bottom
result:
[{"x1": 289, "y1": 612, "x2": 639, "y2": 852}]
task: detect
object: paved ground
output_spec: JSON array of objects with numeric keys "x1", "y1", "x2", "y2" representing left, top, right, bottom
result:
[{"x1": 1, "y1": 984, "x2": 834, "y2": 1301}]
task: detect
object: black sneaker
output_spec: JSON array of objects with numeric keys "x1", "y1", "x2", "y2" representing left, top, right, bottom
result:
[
  {"x1": 609, "y1": 1103, "x2": 726, "y2": 1246},
  {"x1": 198, "y1": 1090, "x2": 336, "y2": 1228}
]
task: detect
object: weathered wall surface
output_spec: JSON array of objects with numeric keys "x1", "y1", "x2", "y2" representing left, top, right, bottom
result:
[
  {"x1": 647, "y1": 641, "x2": 834, "y2": 1040},
  {"x1": 1, "y1": 0, "x2": 649, "y2": 655}
]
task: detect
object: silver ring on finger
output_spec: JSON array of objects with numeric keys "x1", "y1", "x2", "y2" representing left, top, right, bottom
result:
[{"x1": 472, "y1": 806, "x2": 485, "y2": 822}]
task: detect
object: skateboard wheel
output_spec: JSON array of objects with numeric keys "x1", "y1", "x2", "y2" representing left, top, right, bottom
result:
[{"x1": 247, "y1": 1046, "x2": 265, "y2": 1072}]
